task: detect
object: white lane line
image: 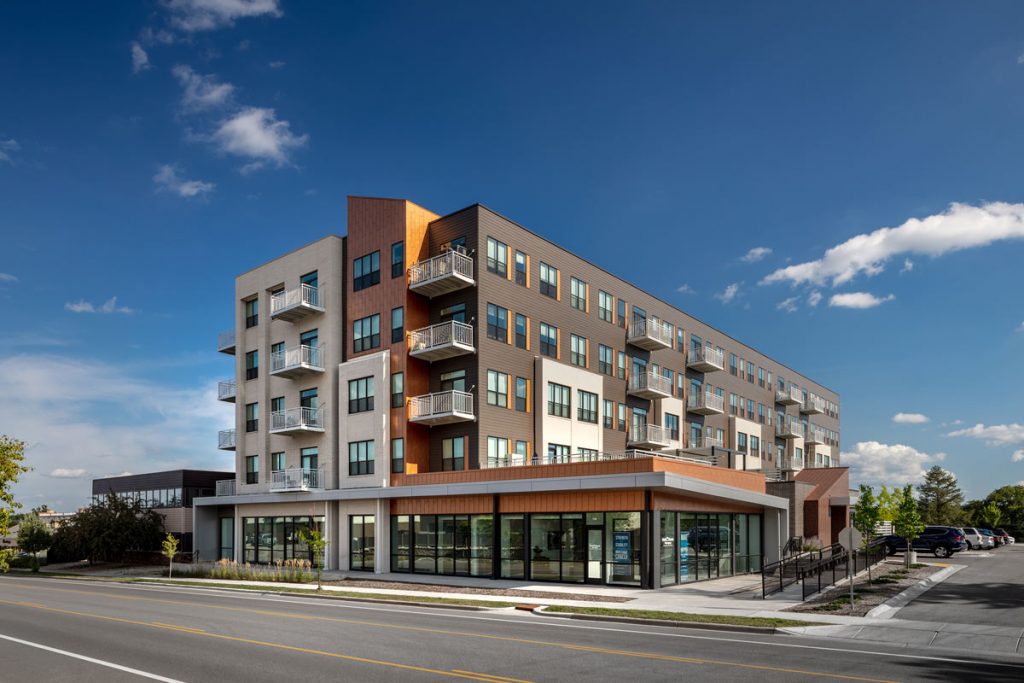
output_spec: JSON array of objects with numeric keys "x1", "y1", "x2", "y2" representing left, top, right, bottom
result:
[{"x1": 0, "y1": 633, "x2": 186, "y2": 682}]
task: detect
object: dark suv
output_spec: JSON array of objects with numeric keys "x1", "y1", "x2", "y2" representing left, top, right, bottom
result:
[{"x1": 881, "y1": 526, "x2": 966, "y2": 558}]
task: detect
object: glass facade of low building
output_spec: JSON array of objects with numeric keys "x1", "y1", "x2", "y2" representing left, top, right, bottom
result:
[
  {"x1": 241, "y1": 515, "x2": 324, "y2": 564},
  {"x1": 390, "y1": 514, "x2": 494, "y2": 576},
  {"x1": 659, "y1": 512, "x2": 762, "y2": 586}
]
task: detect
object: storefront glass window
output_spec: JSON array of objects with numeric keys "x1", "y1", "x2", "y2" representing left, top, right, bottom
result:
[{"x1": 605, "y1": 512, "x2": 641, "y2": 585}]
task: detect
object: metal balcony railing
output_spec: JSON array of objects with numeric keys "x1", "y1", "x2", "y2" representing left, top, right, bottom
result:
[
  {"x1": 627, "y1": 317, "x2": 673, "y2": 349},
  {"x1": 627, "y1": 423, "x2": 671, "y2": 447},
  {"x1": 215, "y1": 479, "x2": 236, "y2": 496},
  {"x1": 218, "y1": 429, "x2": 236, "y2": 450},
  {"x1": 628, "y1": 370, "x2": 673, "y2": 397},
  {"x1": 270, "y1": 406, "x2": 325, "y2": 433},
  {"x1": 408, "y1": 250, "x2": 474, "y2": 296},
  {"x1": 408, "y1": 390, "x2": 475, "y2": 424},
  {"x1": 270, "y1": 344, "x2": 324, "y2": 375},
  {"x1": 776, "y1": 384, "x2": 802, "y2": 405},
  {"x1": 217, "y1": 329, "x2": 236, "y2": 353},
  {"x1": 776, "y1": 421, "x2": 805, "y2": 439},
  {"x1": 687, "y1": 345, "x2": 724, "y2": 371},
  {"x1": 687, "y1": 391, "x2": 724, "y2": 413},
  {"x1": 802, "y1": 393, "x2": 826, "y2": 414},
  {"x1": 217, "y1": 379, "x2": 236, "y2": 402},
  {"x1": 271, "y1": 466, "x2": 324, "y2": 492},
  {"x1": 408, "y1": 321, "x2": 475, "y2": 359},
  {"x1": 270, "y1": 284, "x2": 323, "y2": 320}
]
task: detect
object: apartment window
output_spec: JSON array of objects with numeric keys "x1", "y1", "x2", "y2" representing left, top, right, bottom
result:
[
  {"x1": 665, "y1": 413, "x2": 680, "y2": 441},
  {"x1": 795, "y1": 447, "x2": 804, "y2": 465},
  {"x1": 515, "y1": 377, "x2": 528, "y2": 412},
  {"x1": 353, "y1": 314, "x2": 381, "y2": 352},
  {"x1": 737, "y1": 433, "x2": 748, "y2": 453},
  {"x1": 758, "y1": 403, "x2": 766, "y2": 424},
  {"x1": 487, "y1": 436, "x2": 510, "y2": 468},
  {"x1": 442, "y1": 437, "x2": 464, "y2": 471},
  {"x1": 271, "y1": 452, "x2": 285, "y2": 472},
  {"x1": 441, "y1": 302, "x2": 466, "y2": 323},
  {"x1": 349, "y1": 440, "x2": 375, "y2": 476},
  {"x1": 391, "y1": 307, "x2": 404, "y2": 343},
  {"x1": 729, "y1": 394, "x2": 738, "y2": 416},
  {"x1": 300, "y1": 387, "x2": 318, "y2": 410},
  {"x1": 270, "y1": 396, "x2": 284, "y2": 415},
  {"x1": 677, "y1": 374, "x2": 685, "y2": 399},
  {"x1": 244, "y1": 298, "x2": 258, "y2": 328},
  {"x1": 515, "y1": 440, "x2": 528, "y2": 461},
  {"x1": 616, "y1": 351, "x2": 626, "y2": 380},
  {"x1": 690, "y1": 334, "x2": 702, "y2": 357},
  {"x1": 603, "y1": 399, "x2": 614, "y2": 428},
  {"x1": 391, "y1": 438, "x2": 404, "y2": 474},
  {"x1": 245, "y1": 455, "x2": 259, "y2": 485},
  {"x1": 676, "y1": 328, "x2": 685, "y2": 352},
  {"x1": 747, "y1": 361, "x2": 755, "y2": 383},
  {"x1": 690, "y1": 423, "x2": 701, "y2": 448},
  {"x1": 487, "y1": 303, "x2": 508, "y2": 342},
  {"x1": 570, "y1": 277, "x2": 587, "y2": 311},
  {"x1": 548, "y1": 382, "x2": 570, "y2": 418},
  {"x1": 391, "y1": 241, "x2": 404, "y2": 279},
  {"x1": 617, "y1": 403, "x2": 627, "y2": 431},
  {"x1": 348, "y1": 376, "x2": 375, "y2": 414},
  {"x1": 577, "y1": 390, "x2": 598, "y2": 423},
  {"x1": 514, "y1": 313, "x2": 528, "y2": 349},
  {"x1": 391, "y1": 372, "x2": 404, "y2": 409},
  {"x1": 597, "y1": 290, "x2": 613, "y2": 323},
  {"x1": 548, "y1": 443, "x2": 570, "y2": 462},
  {"x1": 598, "y1": 344, "x2": 613, "y2": 375},
  {"x1": 245, "y1": 402, "x2": 259, "y2": 432},
  {"x1": 301, "y1": 447, "x2": 318, "y2": 471},
  {"x1": 514, "y1": 250, "x2": 527, "y2": 286},
  {"x1": 729, "y1": 354, "x2": 738, "y2": 376},
  {"x1": 486, "y1": 237, "x2": 508, "y2": 276},
  {"x1": 751, "y1": 435, "x2": 760, "y2": 457},
  {"x1": 716, "y1": 428, "x2": 726, "y2": 445},
  {"x1": 570, "y1": 334, "x2": 587, "y2": 367},
  {"x1": 301, "y1": 270, "x2": 318, "y2": 288},
  {"x1": 539, "y1": 262, "x2": 558, "y2": 298},
  {"x1": 539, "y1": 322, "x2": 557, "y2": 358},
  {"x1": 353, "y1": 251, "x2": 381, "y2": 291},
  {"x1": 441, "y1": 369, "x2": 466, "y2": 392},
  {"x1": 758, "y1": 367, "x2": 765, "y2": 388},
  {"x1": 245, "y1": 350, "x2": 258, "y2": 380},
  {"x1": 487, "y1": 370, "x2": 509, "y2": 408},
  {"x1": 616, "y1": 299, "x2": 626, "y2": 328}
]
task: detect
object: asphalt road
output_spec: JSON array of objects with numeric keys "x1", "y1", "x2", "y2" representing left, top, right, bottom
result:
[
  {"x1": 1, "y1": 575, "x2": 1022, "y2": 683},
  {"x1": 896, "y1": 543, "x2": 1024, "y2": 626}
]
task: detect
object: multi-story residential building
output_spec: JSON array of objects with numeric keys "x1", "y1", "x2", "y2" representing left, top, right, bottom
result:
[{"x1": 196, "y1": 196, "x2": 843, "y2": 588}]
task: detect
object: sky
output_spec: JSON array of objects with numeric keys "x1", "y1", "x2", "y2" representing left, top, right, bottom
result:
[{"x1": 1, "y1": 1, "x2": 1023, "y2": 510}]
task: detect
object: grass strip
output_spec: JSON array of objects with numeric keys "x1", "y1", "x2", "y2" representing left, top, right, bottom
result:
[{"x1": 543, "y1": 605, "x2": 821, "y2": 628}]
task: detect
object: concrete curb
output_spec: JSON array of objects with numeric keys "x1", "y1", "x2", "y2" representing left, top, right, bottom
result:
[
  {"x1": 531, "y1": 606, "x2": 779, "y2": 634},
  {"x1": 864, "y1": 565, "x2": 964, "y2": 619}
]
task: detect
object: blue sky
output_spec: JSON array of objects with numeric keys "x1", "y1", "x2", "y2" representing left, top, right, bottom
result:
[{"x1": 2, "y1": 1, "x2": 1023, "y2": 509}]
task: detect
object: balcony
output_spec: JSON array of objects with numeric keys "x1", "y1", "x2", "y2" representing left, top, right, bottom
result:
[
  {"x1": 217, "y1": 329, "x2": 236, "y2": 355},
  {"x1": 687, "y1": 391, "x2": 724, "y2": 415},
  {"x1": 626, "y1": 317, "x2": 673, "y2": 351},
  {"x1": 805, "y1": 424, "x2": 826, "y2": 445},
  {"x1": 270, "y1": 344, "x2": 324, "y2": 379},
  {"x1": 271, "y1": 466, "x2": 325, "y2": 492},
  {"x1": 685, "y1": 435, "x2": 725, "y2": 454},
  {"x1": 780, "y1": 455, "x2": 804, "y2": 472},
  {"x1": 687, "y1": 346, "x2": 724, "y2": 373},
  {"x1": 218, "y1": 429, "x2": 236, "y2": 451},
  {"x1": 776, "y1": 384, "x2": 802, "y2": 405},
  {"x1": 215, "y1": 479, "x2": 236, "y2": 496},
  {"x1": 776, "y1": 421, "x2": 805, "y2": 439},
  {"x1": 217, "y1": 379, "x2": 236, "y2": 403},
  {"x1": 270, "y1": 284, "x2": 324, "y2": 322},
  {"x1": 408, "y1": 250, "x2": 475, "y2": 298},
  {"x1": 627, "y1": 371, "x2": 673, "y2": 400},
  {"x1": 270, "y1": 406, "x2": 325, "y2": 435},
  {"x1": 801, "y1": 393, "x2": 825, "y2": 415},
  {"x1": 408, "y1": 390, "x2": 475, "y2": 425},
  {"x1": 627, "y1": 423, "x2": 672, "y2": 450},
  {"x1": 409, "y1": 321, "x2": 475, "y2": 361}
]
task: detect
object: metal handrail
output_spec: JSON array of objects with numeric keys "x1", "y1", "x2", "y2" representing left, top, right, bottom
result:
[
  {"x1": 409, "y1": 321, "x2": 474, "y2": 353},
  {"x1": 409, "y1": 251, "x2": 474, "y2": 286},
  {"x1": 628, "y1": 317, "x2": 673, "y2": 345},
  {"x1": 217, "y1": 329, "x2": 235, "y2": 350},
  {"x1": 689, "y1": 345, "x2": 724, "y2": 367},
  {"x1": 480, "y1": 449, "x2": 717, "y2": 469},
  {"x1": 271, "y1": 344, "x2": 324, "y2": 372},
  {"x1": 271, "y1": 283, "x2": 322, "y2": 314},
  {"x1": 628, "y1": 423, "x2": 670, "y2": 446},
  {"x1": 687, "y1": 391, "x2": 724, "y2": 412},
  {"x1": 271, "y1": 466, "x2": 324, "y2": 491},
  {"x1": 217, "y1": 380, "x2": 236, "y2": 400},
  {"x1": 270, "y1": 406, "x2": 324, "y2": 431},
  {"x1": 408, "y1": 390, "x2": 474, "y2": 419},
  {"x1": 629, "y1": 370, "x2": 673, "y2": 395},
  {"x1": 218, "y1": 429, "x2": 235, "y2": 449},
  {"x1": 215, "y1": 479, "x2": 236, "y2": 496}
]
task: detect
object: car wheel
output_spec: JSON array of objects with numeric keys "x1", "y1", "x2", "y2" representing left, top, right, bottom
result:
[
  {"x1": 934, "y1": 546, "x2": 951, "y2": 558},
  {"x1": 966, "y1": 541, "x2": 973, "y2": 550}
]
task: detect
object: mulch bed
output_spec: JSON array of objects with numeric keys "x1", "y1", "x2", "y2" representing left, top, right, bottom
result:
[
  {"x1": 785, "y1": 560, "x2": 942, "y2": 617},
  {"x1": 324, "y1": 578, "x2": 634, "y2": 603}
]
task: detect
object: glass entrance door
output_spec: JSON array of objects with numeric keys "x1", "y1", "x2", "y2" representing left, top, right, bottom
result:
[{"x1": 586, "y1": 527, "x2": 603, "y2": 583}]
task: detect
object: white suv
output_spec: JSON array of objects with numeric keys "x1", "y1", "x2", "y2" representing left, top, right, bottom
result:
[{"x1": 961, "y1": 527, "x2": 987, "y2": 550}]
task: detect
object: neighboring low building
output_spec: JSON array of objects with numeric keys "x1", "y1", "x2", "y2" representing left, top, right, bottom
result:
[
  {"x1": 92, "y1": 470, "x2": 232, "y2": 554},
  {"x1": 768, "y1": 467, "x2": 851, "y2": 547}
]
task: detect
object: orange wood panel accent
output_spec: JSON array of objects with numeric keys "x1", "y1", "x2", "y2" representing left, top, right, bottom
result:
[
  {"x1": 500, "y1": 490, "x2": 644, "y2": 513},
  {"x1": 653, "y1": 491, "x2": 762, "y2": 514},
  {"x1": 392, "y1": 495, "x2": 492, "y2": 515}
]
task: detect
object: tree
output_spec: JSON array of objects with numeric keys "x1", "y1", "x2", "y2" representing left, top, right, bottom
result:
[
  {"x1": 48, "y1": 494, "x2": 164, "y2": 564},
  {"x1": 962, "y1": 499, "x2": 986, "y2": 527},
  {"x1": 877, "y1": 485, "x2": 899, "y2": 525},
  {"x1": 851, "y1": 485, "x2": 882, "y2": 581},
  {"x1": 894, "y1": 485, "x2": 925, "y2": 567},
  {"x1": 16, "y1": 514, "x2": 52, "y2": 572},
  {"x1": 916, "y1": 466, "x2": 964, "y2": 525},
  {"x1": 298, "y1": 527, "x2": 327, "y2": 591},
  {"x1": 980, "y1": 501, "x2": 1002, "y2": 529},
  {"x1": 162, "y1": 534, "x2": 179, "y2": 578},
  {"x1": 1, "y1": 435, "x2": 30, "y2": 573},
  {"x1": 985, "y1": 485, "x2": 1024, "y2": 530}
]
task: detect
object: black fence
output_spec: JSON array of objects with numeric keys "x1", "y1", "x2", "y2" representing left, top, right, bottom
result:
[{"x1": 762, "y1": 538, "x2": 889, "y2": 599}]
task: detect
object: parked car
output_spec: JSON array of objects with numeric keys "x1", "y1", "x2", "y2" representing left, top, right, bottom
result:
[
  {"x1": 994, "y1": 528, "x2": 1012, "y2": 545},
  {"x1": 880, "y1": 526, "x2": 967, "y2": 558},
  {"x1": 961, "y1": 527, "x2": 985, "y2": 550},
  {"x1": 978, "y1": 528, "x2": 998, "y2": 548}
]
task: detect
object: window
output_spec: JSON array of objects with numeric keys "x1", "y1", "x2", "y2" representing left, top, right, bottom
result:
[
  {"x1": 391, "y1": 438, "x2": 404, "y2": 474},
  {"x1": 617, "y1": 403, "x2": 627, "y2": 431},
  {"x1": 665, "y1": 413, "x2": 680, "y2": 440},
  {"x1": 579, "y1": 447, "x2": 598, "y2": 460},
  {"x1": 271, "y1": 452, "x2": 285, "y2": 472},
  {"x1": 486, "y1": 237, "x2": 507, "y2": 276},
  {"x1": 245, "y1": 455, "x2": 259, "y2": 484},
  {"x1": 690, "y1": 423, "x2": 702, "y2": 448},
  {"x1": 348, "y1": 377, "x2": 374, "y2": 413},
  {"x1": 598, "y1": 291, "x2": 613, "y2": 323},
  {"x1": 353, "y1": 314, "x2": 381, "y2": 352},
  {"x1": 487, "y1": 370, "x2": 509, "y2": 407},
  {"x1": 570, "y1": 334, "x2": 587, "y2": 367},
  {"x1": 391, "y1": 241, "x2": 404, "y2": 279},
  {"x1": 539, "y1": 262, "x2": 558, "y2": 298},
  {"x1": 539, "y1": 322, "x2": 558, "y2": 358},
  {"x1": 245, "y1": 402, "x2": 259, "y2": 432},
  {"x1": 514, "y1": 313, "x2": 528, "y2": 349},
  {"x1": 570, "y1": 277, "x2": 587, "y2": 310},
  {"x1": 486, "y1": 303, "x2": 508, "y2": 342},
  {"x1": 441, "y1": 302, "x2": 466, "y2": 323},
  {"x1": 758, "y1": 367, "x2": 765, "y2": 388},
  {"x1": 515, "y1": 377, "x2": 528, "y2": 412},
  {"x1": 301, "y1": 447, "x2": 318, "y2": 471},
  {"x1": 616, "y1": 351, "x2": 626, "y2": 380},
  {"x1": 245, "y1": 298, "x2": 258, "y2": 328},
  {"x1": 301, "y1": 270, "x2": 318, "y2": 288},
  {"x1": 603, "y1": 399, "x2": 614, "y2": 428},
  {"x1": 391, "y1": 372, "x2": 404, "y2": 408},
  {"x1": 300, "y1": 388, "x2": 318, "y2": 409},
  {"x1": 747, "y1": 399, "x2": 755, "y2": 419},
  {"x1": 487, "y1": 436, "x2": 510, "y2": 467},
  {"x1": 677, "y1": 328, "x2": 685, "y2": 352},
  {"x1": 353, "y1": 251, "x2": 381, "y2": 291},
  {"x1": 348, "y1": 440, "x2": 375, "y2": 476},
  {"x1": 598, "y1": 344, "x2": 613, "y2": 375},
  {"x1": 547, "y1": 382, "x2": 570, "y2": 418},
  {"x1": 758, "y1": 403, "x2": 766, "y2": 424},
  {"x1": 350, "y1": 515, "x2": 375, "y2": 571},
  {"x1": 514, "y1": 250, "x2": 527, "y2": 286},
  {"x1": 616, "y1": 299, "x2": 626, "y2": 328},
  {"x1": 391, "y1": 307, "x2": 404, "y2": 343},
  {"x1": 548, "y1": 443, "x2": 570, "y2": 462},
  {"x1": 442, "y1": 437, "x2": 464, "y2": 471},
  {"x1": 729, "y1": 394, "x2": 738, "y2": 416},
  {"x1": 737, "y1": 432, "x2": 748, "y2": 453},
  {"x1": 747, "y1": 361, "x2": 755, "y2": 383},
  {"x1": 577, "y1": 390, "x2": 598, "y2": 423},
  {"x1": 751, "y1": 435, "x2": 760, "y2": 457},
  {"x1": 440, "y1": 369, "x2": 466, "y2": 391},
  {"x1": 515, "y1": 440, "x2": 528, "y2": 461},
  {"x1": 729, "y1": 353, "x2": 738, "y2": 376},
  {"x1": 245, "y1": 350, "x2": 258, "y2": 380}
]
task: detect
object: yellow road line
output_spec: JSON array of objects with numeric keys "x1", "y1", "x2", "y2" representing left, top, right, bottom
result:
[
  {"x1": 0, "y1": 582, "x2": 898, "y2": 683},
  {"x1": 451, "y1": 670, "x2": 535, "y2": 683},
  {"x1": 150, "y1": 622, "x2": 207, "y2": 633}
]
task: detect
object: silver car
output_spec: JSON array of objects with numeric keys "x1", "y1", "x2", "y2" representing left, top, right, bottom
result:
[{"x1": 962, "y1": 527, "x2": 986, "y2": 550}]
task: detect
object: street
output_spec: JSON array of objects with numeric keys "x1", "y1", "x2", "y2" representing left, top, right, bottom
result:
[{"x1": 1, "y1": 575, "x2": 1021, "y2": 682}]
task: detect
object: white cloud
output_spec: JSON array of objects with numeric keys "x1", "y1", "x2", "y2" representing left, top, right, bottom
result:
[
  {"x1": 776, "y1": 297, "x2": 798, "y2": 313},
  {"x1": 0, "y1": 273, "x2": 17, "y2": 283},
  {"x1": 740, "y1": 247, "x2": 772, "y2": 264},
  {"x1": 947, "y1": 423, "x2": 1024, "y2": 447},
  {"x1": 761, "y1": 202, "x2": 1024, "y2": 287},
  {"x1": 1012, "y1": 450, "x2": 1024, "y2": 463},
  {"x1": 1016, "y1": 321, "x2": 1024, "y2": 333},
  {"x1": 164, "y1": 0, "x2": 282, "y2": 32},
  {"x1": 1018, "y1": 53, "x2": 1024, "y2": 65},
  {"x1": 212, "y1": 107, "x2": 308, "y2": 168},
  {"x1": 64, "y1": 297, "x2": 136, "y2": 315},
  {"x1": 900, "y1": 258, "x2": 914, "y2": 274},
  {"x1": 153, "y1": 164, "x2": 215, "y2": 198},
  {"x1": 0, "y1": 138, "x2": 18, "y2": 164},
  {"x1": 714, "y1": 282, "x2": 741, "y2": 304},
  {"x1": 50, "y1": 468, "x2": 88, "y2": 479},
  {"x1": 842, "y1": 441, "x2": 946, "y2": 487},
  {"x1": 893, "y1": 412, "x2": 929, "y2": 424},
  {"x1": 807, "y1": 290, "x2": 822, "y2": 307},
  {"x1": 676, "y1": 284, "x2": 695, "y2": 295},
  {"x1": 131, "y1": 42, "x2": 150, "y2": 74},
  {"x1": 139, "y1": 26, "x2": 175, "y2": 46},
  {"x1": 828, "y1": 292, "x2": 895, "y2": 309},
  {"x1": 172, "y1": 65, "x2": 235, "y2": 111}
]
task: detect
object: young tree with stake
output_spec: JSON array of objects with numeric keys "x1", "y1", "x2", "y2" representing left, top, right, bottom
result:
[
  {"x1": 162, "y1": 533, "x2": 179, "y2": 578},
  {"x1": 298, "y1": 527, "x2": 327, "y2": 590}
]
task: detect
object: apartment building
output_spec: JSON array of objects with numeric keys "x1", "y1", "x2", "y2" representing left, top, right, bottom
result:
[{"x1": 196, "y1": 196, "x2": 843, "y2": 588}]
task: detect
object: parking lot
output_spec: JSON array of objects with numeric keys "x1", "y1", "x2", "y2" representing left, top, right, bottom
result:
[{"x1": 895, "y1": 542, "x2": 1024, "y2": 626}]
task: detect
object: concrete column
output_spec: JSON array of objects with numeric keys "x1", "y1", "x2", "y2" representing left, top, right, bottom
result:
[
  {"x1": 192, "y1": 505, "x2": 219, "y2": 563},
  {"x1": 375, "y1": 497, "x2": 390, "y2": 574}
]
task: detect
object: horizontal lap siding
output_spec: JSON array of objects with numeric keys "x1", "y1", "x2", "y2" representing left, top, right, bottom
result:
[
  {"x1": 499, "y1": 490, "x2": 644, "y2": 513},
  {"x1": 392, "y1": 495, "x2": 492, "y2": 515},
  {"x1": 391, "y1": 458, "x2": 651, "y2": 487},
  {"x1": 653, "y1": 492, "x2": 761, "y2": 514}
]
